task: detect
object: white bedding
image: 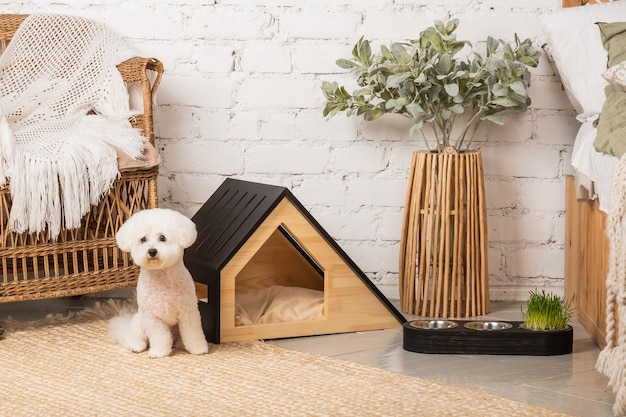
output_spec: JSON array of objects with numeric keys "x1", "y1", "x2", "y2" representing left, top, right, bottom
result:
[
  {"x1": 538, "y1": 2, "x2": 626, "y2": 214},
  {"x1": 571, "y1": 121, "x2": 619, "y2": 213}
]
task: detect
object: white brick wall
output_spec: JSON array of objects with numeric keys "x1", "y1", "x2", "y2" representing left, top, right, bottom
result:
[{"x1": 4, "y1": 0, "x2": 574, "y2": 301}]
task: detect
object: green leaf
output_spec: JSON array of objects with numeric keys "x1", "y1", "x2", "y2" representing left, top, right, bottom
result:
[
  {"x1": 434, "y1": 20, "x2": 446, "y2": 34},
  {"x1": 518, "y1": 56, "x2": 538, "y2": 67},
  {"x1": 336, "y1": 58, "x2": 357, "y2": 69},
  {"x1": 444, "y1": 83, "x2": 459, "y2": 97},
  {"x1": 449, "y1": 41, "x2": 467, "y2": 55},
  {"x1": 395, "y1": 96, "x2": 407, "y2": 109},
  {"x1": 420, "y1": 27, "x2": 444, "y2": 51},
  {"x1": 444, "y1": 19, "x2": 459, "y2": 34},
  {"x1": 364, "y1": 108, "x2": 385, "y2": 121},
  {"x1": 381, "y1": 45, "x2": 393, "y2": 60},
  {"x1": 449, "y1": 104, "x2": 464, "y2": 114},
  {"x1": 353, "y1": 87, "x2": 372, "y2": 99},
  {"x1": 492, "y1": 83, "x2": 507, "y2": 97},
  {"x1": 486, "y1": 36, "x2": 500, "y2": 56},
  {"x1": 406, "y1": 102, "x2": 424, "y2": 117},
  {"x1": 323, "y1": 102, "x2": 342, "y2": 118},
  {"x1": 438, "y1": 54, "x2": 453, "y2": 74},
  {"x1": 484, "y1": 114, "x2": 504, "y2": 125},
  {"x1": 409, "y1": 121, "x2": 425, "y2": 138},
  {"x1": 387, "y1": 73, "x2": 411, "y2": 88},
  {"x1": 358, "y1": 38, "x2": 371, "y2": 63},
  {"x1": 321, "y1": 81, "x2": 336, "y2": 96},
  {"x1": 492, "y1": 97, "x2": 518, "y2": 107},
  {"x1": 351, "y1": 39, "x2": 361, "y2": 60},
  {"x1": 385, "y1": 99, "x2": 397, "y2": 110},
  {"x1": 391, "y1": 43, "x2": 410, "y2": 64},
  {"x1": 452, "y1": 70, "x2": 468, "y2": 80},
  {"x1": 509, "y1": 80, "x2": 527, "y2": 95}
]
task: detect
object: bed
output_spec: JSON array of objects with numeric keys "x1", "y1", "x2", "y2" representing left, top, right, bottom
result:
[{"x1": 543, "y1": 1, "x2": 626, "y2": 413}]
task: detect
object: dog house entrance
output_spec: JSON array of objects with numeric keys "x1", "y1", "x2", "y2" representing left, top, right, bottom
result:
[{"x1": 234, "y1": 225, "x2": 325, "y2": 326}]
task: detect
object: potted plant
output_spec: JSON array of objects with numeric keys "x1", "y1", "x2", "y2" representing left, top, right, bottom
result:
[
  {"x1": 321, "y1": 18, "x2": 540, "y2": 152},
  {"x1": 521, "y1": 289, "x2": 574, "y2": 331},
  {"x1": 322, "y1": 19, "x2": 541, "y2": 318}
]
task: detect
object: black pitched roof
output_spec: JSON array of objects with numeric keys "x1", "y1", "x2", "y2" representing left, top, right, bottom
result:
[{"x1": 185, "y1": 179, "x2": 288, "y2": 274}]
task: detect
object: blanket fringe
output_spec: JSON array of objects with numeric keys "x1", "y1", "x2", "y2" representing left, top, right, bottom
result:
[
  {"x1": 8, "y1": 115, "x2": 145, "y2": 238},
  {"x1": 597, "y1": 153, "x2": 626, "y2": 416}
]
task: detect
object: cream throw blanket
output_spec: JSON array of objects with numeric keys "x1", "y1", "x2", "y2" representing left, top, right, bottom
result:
[
  {"x1": 0, "y1": 14, "x2": 146, "y2": 239},
  {"x1": 597, "y1": 153, "x2": 626, "y2": 417}
]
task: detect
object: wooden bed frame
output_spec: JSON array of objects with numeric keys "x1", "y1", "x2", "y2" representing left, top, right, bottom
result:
[
  {"x1": 563, "y1": 0, "x2": 613, "y2": 348},
  {"x1": 565, "y1": 176, "x2": 609, "y2": 347}
]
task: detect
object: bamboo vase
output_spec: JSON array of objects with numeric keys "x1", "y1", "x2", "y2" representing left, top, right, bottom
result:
[{"x1": 399, "y1": 148, "x2": 489, "y2": 318}]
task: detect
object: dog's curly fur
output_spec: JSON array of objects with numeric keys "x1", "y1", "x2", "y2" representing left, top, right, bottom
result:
[{"x1": 108, "y1": 208, "x2": 209, "y2": 358}]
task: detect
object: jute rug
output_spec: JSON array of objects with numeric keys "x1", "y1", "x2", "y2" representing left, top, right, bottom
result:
[{"x1": 0, "y1": 301, "x2": 573, "y2": 417}]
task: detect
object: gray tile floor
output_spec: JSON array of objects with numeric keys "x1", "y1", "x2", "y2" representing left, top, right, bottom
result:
[
  {"x1": 270, "y1": 302, "x2": 616, "y2": 417},
  {"x1": 0, "y1": 298, "x2": 616, "y2": 417}
]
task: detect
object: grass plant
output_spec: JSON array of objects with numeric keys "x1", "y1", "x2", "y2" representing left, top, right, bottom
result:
[{"x1": 521, "y1": 289, "x2": 573, "y2": 331}]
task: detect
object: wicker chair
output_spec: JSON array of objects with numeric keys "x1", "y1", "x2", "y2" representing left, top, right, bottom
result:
[{"x1": 0, "y1": 15, "x2": 164, "y2": 303}]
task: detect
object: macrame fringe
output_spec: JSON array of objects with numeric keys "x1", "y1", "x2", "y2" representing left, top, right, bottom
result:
[
  {"x1": 597, "y1": 153, "x2": 626, "y2": 416},
  {"x1": 607, "y1": 347, "x2": 626, "y2": 417}
]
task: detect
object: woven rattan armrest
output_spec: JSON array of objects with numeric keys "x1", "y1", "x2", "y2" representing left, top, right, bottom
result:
[{"x1": 117, "y1": 56, "x2": 164, "y2": 99}]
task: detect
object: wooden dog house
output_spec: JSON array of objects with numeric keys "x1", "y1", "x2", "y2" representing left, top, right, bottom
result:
[{"x1": 184, "y1": 179, "x2": 405, "y2": 343}]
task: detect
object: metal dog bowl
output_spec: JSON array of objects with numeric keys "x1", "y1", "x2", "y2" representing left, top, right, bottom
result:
[
  {"x1": 463, "y1": 321, "x2": 512, "y2": 331},
  {"x1": 408, "y1": 320, "x2": 458, "y2": 330}
]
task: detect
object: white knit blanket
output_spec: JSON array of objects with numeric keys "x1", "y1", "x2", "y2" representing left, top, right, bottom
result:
[
  {"x1": 0, "y1": 14, "x2": 146, "y2": 239},
  {"x1": 597, "y1": 153, "x2": 626, "y2": 417}
]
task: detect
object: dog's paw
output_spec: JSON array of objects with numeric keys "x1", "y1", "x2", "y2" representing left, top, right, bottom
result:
[
  {"x1": 186, "y1": 341, "x2": 209, "y2": 355},
  {"x1": 129, "y1": 341, "x2": 148, "y2": 353},
  {"x1": 123, "y1": 336, "x2": 148, "y2": 353},
  {"x1": 148, "y1": 346, "x2": 172, "y2": 358}
]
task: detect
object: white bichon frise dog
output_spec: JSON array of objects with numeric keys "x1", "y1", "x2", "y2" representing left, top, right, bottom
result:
[{"x1": 109, "y1": 208, "x2": 209, "y2": 358}]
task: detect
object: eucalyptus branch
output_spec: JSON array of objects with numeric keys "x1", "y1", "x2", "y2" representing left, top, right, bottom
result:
[
  {"x1": 455, "y1": 109, "x2": 486, "y2": 150},
  {"x1": 417, "y1": 128, "x2": 432, "y2": 152},
  {"x1": 432, "y1": 111, "x2": 447, "y2": 147},
  {"x1": 459, "y1": 118, "x2": 483, "y2": 151},
  {"x1": 321, "y1": 18, "x2": 540, "y2": 152}
]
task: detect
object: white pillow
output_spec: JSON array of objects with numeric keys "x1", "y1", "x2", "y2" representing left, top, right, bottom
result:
[
  {"x1": 539, "y1": 2, "x2": 626, "y2": 122},
  {"x1": 603, "y1": 61, "x2": 626, "y2": 92}
]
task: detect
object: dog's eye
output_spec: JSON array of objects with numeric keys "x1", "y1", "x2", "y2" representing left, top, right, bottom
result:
[
  {"x1": 159, "y1": 234, "x2": 166, "y2": 242},
  {"x1": 140, "y1": 237, "x2": 147, "y2": 243}
]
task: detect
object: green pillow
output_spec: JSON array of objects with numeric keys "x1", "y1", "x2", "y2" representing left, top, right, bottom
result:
[
  {"x1": 594, "y1": 22, "x2": 626, "y2": 157},
  {"x1": 597, "y1": 21, "x2": 626, "y2": 66},
  {"x1": 594, "y1": 85, "x2": 626, "y2": 157}
]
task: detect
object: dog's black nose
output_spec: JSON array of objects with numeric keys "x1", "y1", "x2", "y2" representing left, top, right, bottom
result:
[{"x1": 148, "y1": 248, "x2": 157, "y2": 258}]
